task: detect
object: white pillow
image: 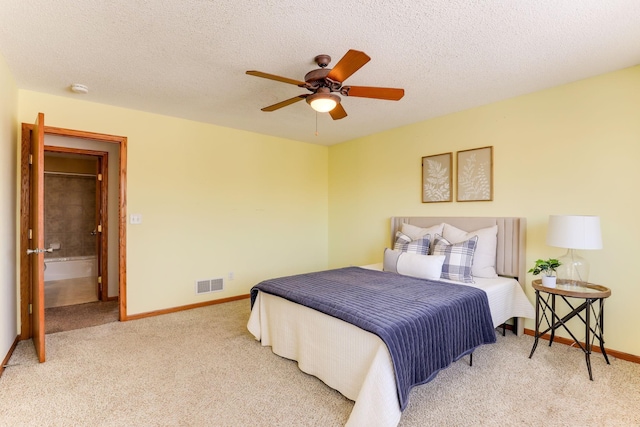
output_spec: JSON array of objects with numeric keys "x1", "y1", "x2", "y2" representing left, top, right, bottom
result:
[
  {"x1": 401, "y1": 222, "x2": 445, "y2": 242},
  {"x1": 383, "y1": 248, "x2": 445, "y2": 280},
  {"x1": 442, "y1": 223, "x2": 498, "y2": 278}
]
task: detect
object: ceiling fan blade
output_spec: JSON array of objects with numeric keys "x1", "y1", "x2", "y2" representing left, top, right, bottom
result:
[
  {"x1": 246, "y1": 70, "x2": 306, "y2": 86},
  {"x1": 326, "y1": 50, "x2": 371, "y2": 83},
  {"x1": 329, "y1": 103, "x2": 347, "y2": 120},
  {"x1": 343, "y1": 86, "x2": 405, "y2": 100},
  {"x1": 261, "y1": 95, "x2": 307, "y2": 112}
]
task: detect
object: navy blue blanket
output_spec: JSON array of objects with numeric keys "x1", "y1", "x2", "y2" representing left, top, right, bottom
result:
[{"x1": 250, "y1": 267, "x2": 496, "y2": 410}]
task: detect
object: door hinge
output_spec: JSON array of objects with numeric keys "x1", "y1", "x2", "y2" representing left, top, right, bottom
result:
[
  {"x1": 97, "y1": 173, "x2": 103, "y2": 181},
  {"x1": 29, "y1": 304, "x2": 32, "y2": 314},
  {"x1": 98, "y1": 276, "x2": 102, "y2": 284},
  {"x1": 28, "y1": 229, "x2": 33, "y2": 240},
  {"x1": 97, "y1": 224, "x2": 102, "y2": 233},
  {"x1": 29, "y1": 154, "x2": 33, "y2": 165}
]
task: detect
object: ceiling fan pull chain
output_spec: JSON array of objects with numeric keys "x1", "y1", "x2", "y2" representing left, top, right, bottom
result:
[{"x1": 315, "y1": 111, "x2": 319, "y2": 136}]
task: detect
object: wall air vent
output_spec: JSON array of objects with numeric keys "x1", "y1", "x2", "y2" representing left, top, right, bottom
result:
[{"x1": 195, "y1": 277, "x2": 224, "y2": 294}]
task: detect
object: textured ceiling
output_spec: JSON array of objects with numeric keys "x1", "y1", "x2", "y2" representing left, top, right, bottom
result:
[{"x1": 1, "y1": 1, "x2": 639, "y2": 146}]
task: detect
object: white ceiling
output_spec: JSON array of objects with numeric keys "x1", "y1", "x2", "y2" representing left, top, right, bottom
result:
[{"x1": 1, "y1": 1, "x2": 639, "y2": 146}]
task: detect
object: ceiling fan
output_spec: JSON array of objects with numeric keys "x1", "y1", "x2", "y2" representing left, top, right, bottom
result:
[{"x1": 246, "y1": 49, "x2": 404, "y2": 120}]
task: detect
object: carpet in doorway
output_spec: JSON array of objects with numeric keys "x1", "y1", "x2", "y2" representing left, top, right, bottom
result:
[{"x1": 45, "y1": 300, "x2": 119, "y2": 334}]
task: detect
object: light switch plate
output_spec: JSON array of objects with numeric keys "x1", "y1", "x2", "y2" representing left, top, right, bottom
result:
[{"x1": 130, "y1": 213, "x2": 143, "y2": 224}]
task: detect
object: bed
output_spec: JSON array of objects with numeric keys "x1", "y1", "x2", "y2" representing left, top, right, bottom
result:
[{"x1": 247, "y1": 217, "x2": 534, "y2": 427}]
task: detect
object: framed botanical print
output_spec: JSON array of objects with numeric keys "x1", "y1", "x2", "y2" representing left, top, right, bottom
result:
[
  {"x1": 422, "y1": 152, "x2": 452, "y2": 203},
  {"x1": 456, "y1": 146, "x2": 493, "y2": 202}
]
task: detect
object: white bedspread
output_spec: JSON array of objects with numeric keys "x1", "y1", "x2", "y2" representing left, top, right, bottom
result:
[
  {"x1": 456, "y1": 276, "x2": 535, "y2": 328},
  {"x1": 247, "y1": 267, "x2": 535, "y2": 427}
]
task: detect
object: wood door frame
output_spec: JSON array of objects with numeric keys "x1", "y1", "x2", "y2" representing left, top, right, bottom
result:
[
  {"x1": 20, "y1": 124, "x2": 128, "y2": 339},
  {"x1": 44, "y1": 146, "x2": 109, "y2": 302}
]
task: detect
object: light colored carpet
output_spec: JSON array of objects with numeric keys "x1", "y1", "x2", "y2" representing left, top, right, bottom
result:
[{"x1": 1, "y1": 300, "x2": 639, "y2": 427}]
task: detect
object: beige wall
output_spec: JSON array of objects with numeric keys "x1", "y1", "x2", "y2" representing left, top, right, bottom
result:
[
  {"x1": 328, "y1": 65, "x2": 640, "y2": 356},
  {"x1": 18, "y1": 91, "x2": 329, "y2": 316},
  {"x1": 0, "y1": 53, "x2": 18, "y2": 360}
]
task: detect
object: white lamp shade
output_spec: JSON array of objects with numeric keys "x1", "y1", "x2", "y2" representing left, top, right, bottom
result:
[
  {"x1": 546, "y1": 215, "x2": 602, "y2": 250},
  {"x1": 309, "y1": 97, "x2": 337, "y2": 113}
]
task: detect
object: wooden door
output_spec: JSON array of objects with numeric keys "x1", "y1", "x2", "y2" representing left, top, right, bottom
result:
[
  {"x1": 29, "y1": 113, "x2": 46, "y2": 362},
  {"x1": 20, "y1": 122, "x2": 128, "y2": 339}
]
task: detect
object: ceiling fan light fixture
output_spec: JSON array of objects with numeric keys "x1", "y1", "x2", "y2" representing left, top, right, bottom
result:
[
  {"x1": 307, "y1": 91, "x2": 340, "y2": 113},
  {"x1": 247, "y1": 50, "x2": 404, "y2": 120}
]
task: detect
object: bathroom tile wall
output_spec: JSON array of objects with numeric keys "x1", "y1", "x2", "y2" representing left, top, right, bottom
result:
[{"x1": 44, "y1": 174, "x2": 97, "y2": 259}]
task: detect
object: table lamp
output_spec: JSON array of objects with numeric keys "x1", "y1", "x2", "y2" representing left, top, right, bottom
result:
[{"x1": 546, "y1": 215, "x2": 602, "y2": 285}]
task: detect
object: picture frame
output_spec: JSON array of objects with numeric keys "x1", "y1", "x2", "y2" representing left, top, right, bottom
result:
[
  {"x1": 422, "y1": 152, "x2": 452, "y2": 203},
  {"x1": 456, "y1": 146, "x2": 493, "y2": 202}
]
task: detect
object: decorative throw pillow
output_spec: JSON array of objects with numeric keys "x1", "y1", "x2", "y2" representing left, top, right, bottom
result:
[
  {"x1": 383, "y1": 248, "x2": 446, "y2": 280},
  {"x1": 399, "y1": 222, "x2": 444, "y2": 254},
  {"x1": 383, "y1": 248, "x2": 402, "y2": 273},
  {"x1": 393, "y1": 231, "x2": 430, "y2": 255},
  {"x1": 442, "y1": 223, "x2": 498, "y2": 278},
  {"x1": 432, "y1": 234, "x2": 478, "y2": 283},
  {"x1": 400, "y1": 222, "x2": 445, "y2": 243}
]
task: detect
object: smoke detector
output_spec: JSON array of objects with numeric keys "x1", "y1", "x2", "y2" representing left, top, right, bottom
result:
[{"x1": 70, "y1": 83, "x2": 89, "y2": 94}]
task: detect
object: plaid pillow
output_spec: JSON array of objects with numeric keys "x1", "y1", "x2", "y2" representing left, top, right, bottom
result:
[
  {"x1": 432, "y1": 234, "x2": 478, "y2": 283},
  {"x1": 394, "y1": 231, "x2": 430, "y2": 255}
]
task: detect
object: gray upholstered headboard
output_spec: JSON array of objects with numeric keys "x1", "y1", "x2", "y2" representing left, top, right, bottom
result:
[{"x1": 391, "y1": 217, "x2": 526, "y2": 286}]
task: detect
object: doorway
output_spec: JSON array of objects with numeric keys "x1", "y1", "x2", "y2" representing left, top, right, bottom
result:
[
  {"x1": 19, "y1": 117, "x2": 128, "y2": 361},
  {"x1": 42, "y1": 149, "x2": 119, "y2": 333},
  {"x1": 43, "y1": 150, "x2": 104, "y2": 307}
]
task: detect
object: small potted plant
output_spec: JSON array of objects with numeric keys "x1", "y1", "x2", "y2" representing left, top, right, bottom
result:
[{"x1": 528, "y1": 258, "x2": 562, "y2": 287}]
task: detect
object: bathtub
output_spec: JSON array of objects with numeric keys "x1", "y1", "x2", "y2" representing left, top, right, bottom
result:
[{"x1": 44, "y1": 256, "x2": 97, "y2": 281}]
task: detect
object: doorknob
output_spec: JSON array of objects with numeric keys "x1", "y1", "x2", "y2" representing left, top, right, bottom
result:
[{"x1": 26, "y1": 248, "x2": 54, "y2": 255}]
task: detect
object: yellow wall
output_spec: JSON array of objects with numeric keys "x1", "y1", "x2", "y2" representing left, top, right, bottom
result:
[
  {"x1": 18, "y1": 91, "x2": 329, "y2": 315},
  {"x1": 328, "y1": 65, "x2": 640, "y2": 356},
  {"x1": 0, "y1": 53, "x2": 18, "y2": 360}
]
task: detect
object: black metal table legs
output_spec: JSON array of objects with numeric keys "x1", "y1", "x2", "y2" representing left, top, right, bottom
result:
[{"x1": 529, "y1": 290, "x2": 610, "y2": 380}]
